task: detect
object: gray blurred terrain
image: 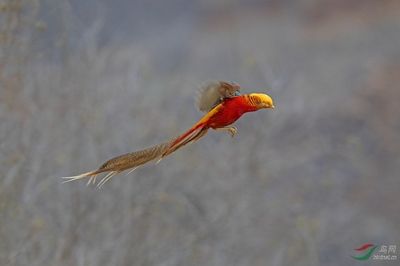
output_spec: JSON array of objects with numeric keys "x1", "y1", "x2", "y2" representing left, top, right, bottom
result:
[{"x1": 1, "y1": 1, "x2": 400, "y2": 265}]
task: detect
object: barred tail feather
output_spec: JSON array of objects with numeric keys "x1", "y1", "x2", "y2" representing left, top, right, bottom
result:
[
  {"x1": 60, "y1": 124, "x2": 209, "y2": 187},
  {"x1": 60, "y1": 142, "x2": 170, "y2": 187}
]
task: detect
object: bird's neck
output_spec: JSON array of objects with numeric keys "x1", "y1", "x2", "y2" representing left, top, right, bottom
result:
[{"x1": 230, "y1": 95, "x2": 258, "y2": 113}]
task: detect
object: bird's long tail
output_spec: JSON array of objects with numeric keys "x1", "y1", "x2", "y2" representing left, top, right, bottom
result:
[
  {"x1": 60, "y1": 142, "x2": 170, "y2": 187},
  {"x1": 60, "y1": 122, "x2": 209, "y2": 187},
  {"x1": 161, "y1": 122, "x2": 208, "y2": 158}
]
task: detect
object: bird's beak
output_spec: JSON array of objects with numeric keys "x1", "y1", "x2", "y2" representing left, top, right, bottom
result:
[{"x1": 271, "y1": 105, "x2": 275, "y2": 109}]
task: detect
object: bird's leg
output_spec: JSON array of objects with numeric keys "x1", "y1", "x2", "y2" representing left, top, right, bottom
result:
[{"x1": 215, "y1": 126, "x2": 237, "y2": 138}]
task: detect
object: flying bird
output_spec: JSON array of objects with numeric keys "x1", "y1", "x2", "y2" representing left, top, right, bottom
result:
[{"x1": 61, "y1": 81, "x2": 274, "y2": 187}]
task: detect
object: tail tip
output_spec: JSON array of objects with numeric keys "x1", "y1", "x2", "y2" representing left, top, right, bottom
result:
[{"x1": 60, "y1": 171, "x2": 95, "y2": 184}]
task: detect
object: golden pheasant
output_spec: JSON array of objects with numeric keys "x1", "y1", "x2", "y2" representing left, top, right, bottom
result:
[{"x1": 61, "y1": 81, "x2": 274, "y2": 187}]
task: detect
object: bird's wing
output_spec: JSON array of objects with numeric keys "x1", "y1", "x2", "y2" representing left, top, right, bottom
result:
[{"x1": 196, "y1": 80, "x2": 241, "y2": 113}]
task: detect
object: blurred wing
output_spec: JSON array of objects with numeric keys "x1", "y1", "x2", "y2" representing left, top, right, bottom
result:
[{"x1": 196, "y1": 80, "x2": 241, "y2": 113}]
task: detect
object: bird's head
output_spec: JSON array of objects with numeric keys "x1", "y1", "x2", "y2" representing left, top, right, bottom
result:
[{"x1": 248, "y1": 93, "x2": 275, "y2": 109}]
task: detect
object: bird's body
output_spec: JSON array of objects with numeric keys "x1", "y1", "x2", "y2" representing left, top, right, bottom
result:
[
  {"x1": 61, "y1": 87, "x2": 274, "y2": 187},
  {"x1": 205, "y1": 95, "x2": 258, "y2": 128}
]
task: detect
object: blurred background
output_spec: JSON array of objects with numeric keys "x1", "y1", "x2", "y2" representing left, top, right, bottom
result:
[{"x1": 1, "y1": 0, "x2": 399, "y2": 265}]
